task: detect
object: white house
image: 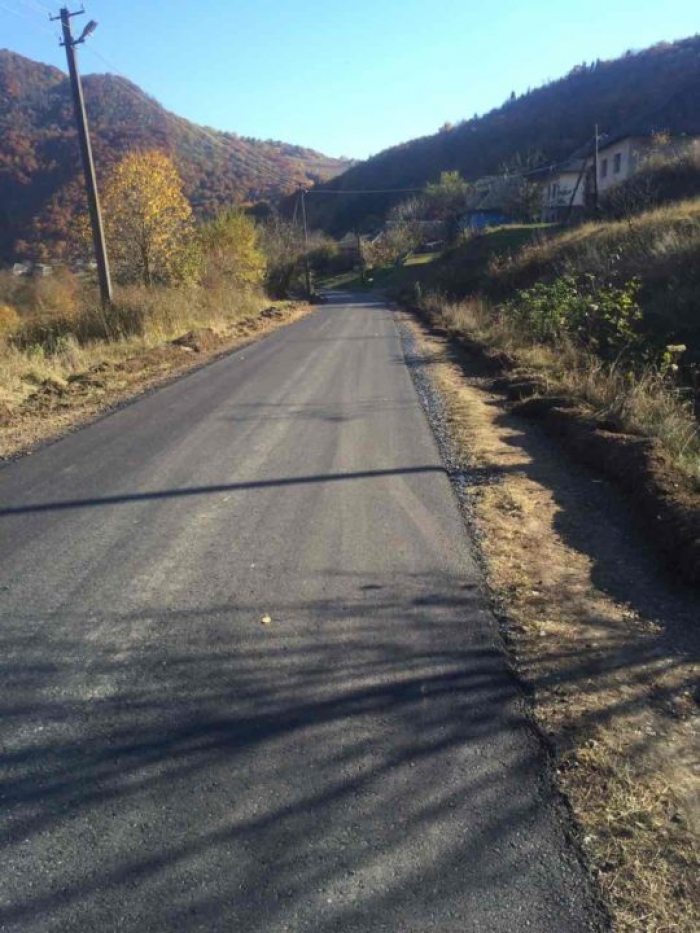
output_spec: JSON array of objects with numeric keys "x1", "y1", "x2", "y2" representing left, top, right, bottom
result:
[
  {"x1": 596, "y1": 137, "x2": 643, "y2": 194},
  {"x1": 542, "y1": 132, "x2": 700, "y2": 220},
  {"x1": 541, "y1": 160, "x2": 588, "y2": 222},
  {"x1": 10, "y1": 261, "x2": 53, "y2": 277},
  {"x1": 596, "y1": 134, "x2": 699, "y2": 194}
]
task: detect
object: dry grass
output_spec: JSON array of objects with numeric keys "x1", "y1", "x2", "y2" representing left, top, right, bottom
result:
[
  {"x1": 0, "y1": 271, "x2": 267, "y2": 412},
  {"x1": 567, "y1": 747, "x2": 699, "y2": 933},
  {"x1": 485, "y1": 199, "x2": 700, "y2": 369},
  {"x1": 421, "y1": 293, "x2": 700, "y2": 486},
  {"x1": 0, "y1": 270, "x2": 308, "y2": 458},
  {"x1": 403, "y1": 313, "x2": 700, "y2": 933},
  {"x1": 494, "y1": 198, "x2": 700, "y2": 285}
]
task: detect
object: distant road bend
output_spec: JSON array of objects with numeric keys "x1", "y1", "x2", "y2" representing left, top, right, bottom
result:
[{"x1": 0, "y1": 293, "x2": 601, "y2": 932}]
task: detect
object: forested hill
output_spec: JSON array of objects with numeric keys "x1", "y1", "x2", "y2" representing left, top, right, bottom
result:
[
  {"x1": 0, "y1": 50, "x2": 351, "y2": 262},
  {"x1": 306, "y1": 35, "x2": 700, "y2": 235}
]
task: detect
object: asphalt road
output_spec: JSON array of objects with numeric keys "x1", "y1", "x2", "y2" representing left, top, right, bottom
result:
[{"x1": 0, "y1": 293, "x2": 601, "y2": 932}]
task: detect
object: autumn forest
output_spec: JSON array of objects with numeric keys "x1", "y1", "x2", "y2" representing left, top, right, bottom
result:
[{"x1": 0, "y1": 48, "x2": 350, "y2": 264}]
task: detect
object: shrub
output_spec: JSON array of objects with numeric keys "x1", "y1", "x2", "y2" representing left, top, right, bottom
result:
[
  {"x1": 308, "y1": 238, "x2": 354, "y2": 277},
  {"x1": 260, "y1": 216, "x2": 305, "y2": 298},
  {"x1": 11, "y1": 270, "x2": 84, "y2": 351},
  {"x1": 200, "y1": 210, "x2": 266, "y2": 292},
  {"x1": 601, "y1": 141, "x2": 700, "y2": 219},
  {"x1": 482, "y1": 200, "x2": 700, "y2": 367},
  {"x1": 504, "y1": 276, "x2": 647, "y2": 363},
  {"x1": 417, "y1": 290, "x2": 700, "y2": 483},
  {"x1": 0, "y1": 304, "x2": 20, "y2": 338}
]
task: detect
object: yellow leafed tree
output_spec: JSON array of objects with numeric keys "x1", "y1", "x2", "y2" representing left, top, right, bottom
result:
[
  {"x1": 200, "y1": 209, "x2": 266, "y2": 291},
  {"x1": 101, "y1": 150, "x2": 198, "y2": 287}
]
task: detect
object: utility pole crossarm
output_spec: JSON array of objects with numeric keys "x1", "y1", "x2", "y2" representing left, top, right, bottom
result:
[{"x1": 56, "y1": 6, "x2": 113, "y2": 306}]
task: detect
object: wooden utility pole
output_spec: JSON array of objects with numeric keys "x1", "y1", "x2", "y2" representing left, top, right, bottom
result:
[
  {"x1": 53, "y1": 7, "x2": 113, "y2": 305},
  {"x1": 593, "y1": 124, "x2": 601, "y2": 211},
  {"x1": 299, "y1": 187, "x2": 312, "y2": 300},
  {"x1": 565, "y1": 160, "x2": 588, "y2": 224},
  {"x1": 355, "y1": 229, "x2": 365, "y2": 282}
]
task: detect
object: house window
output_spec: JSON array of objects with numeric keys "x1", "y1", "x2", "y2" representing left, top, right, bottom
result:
[
  {"x1": 613, "y1": 152, "x2": 622, "y2": 174},
  {"x1": 601, "y1": 158, "x2": 608, "y2": 179}
]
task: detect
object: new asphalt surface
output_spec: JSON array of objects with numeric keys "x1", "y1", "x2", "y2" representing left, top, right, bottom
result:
[{"x1": 0, "y1": 293, "x2": 602, "y2": 931}]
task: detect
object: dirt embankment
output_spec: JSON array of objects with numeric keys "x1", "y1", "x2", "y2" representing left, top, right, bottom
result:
[
  {"x1": 399, "y1": 309, "x2": 700, "y2": 933},
  {"x1": 0, "y1": 304, "x2": 311, "y2": 461},
  {"x1": 410, "y1": 304, "x2": 700, "y2": 588}
]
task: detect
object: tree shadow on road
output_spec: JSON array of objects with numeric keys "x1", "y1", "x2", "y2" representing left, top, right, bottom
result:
[
  {"x1": 0, "y1": 579, "x2": 602, "y2": 932},
  {"x1": 403, "y1": 332, "x2": 700, "y2": 825}
]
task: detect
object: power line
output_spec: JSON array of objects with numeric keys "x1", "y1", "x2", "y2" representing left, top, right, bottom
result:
[
  {"x1": 80, "y1": 44, "x2": 284, "y2": 188},
  {"x1": 19, "y1": 0, "x2": 54, "y2": 13},
  {"x1": 303, "y1": 133, "x2": 601, "y2": 202},
  {"x1": 303, "y1": 145, "x2": 597, "y2": 200},
  {"x1": 81, "y1": 46, "x2": 297, "y2": 189},
  {"x1": 13, "y1": 0, "x2": 56, "y2": 26},
  {"x1": 21, "y1": 0, "x2": 54, "y2": 14},
  {"x1": 0, "y1": 0, "x2": 56, "y2": 33},
  {"x1": 306, "y1": 187, "x2": 424, "y2": 196}
]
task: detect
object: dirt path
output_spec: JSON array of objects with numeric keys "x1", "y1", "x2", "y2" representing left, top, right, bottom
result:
[{"x1": 399, "y1": 310, "x2": 700, "y2": 933}]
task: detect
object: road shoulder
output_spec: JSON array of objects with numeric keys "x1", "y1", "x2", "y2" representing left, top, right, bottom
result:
[
  {"x1": 397, "y1": 308, "x2": 700, "y2": 933},
  {"x1": 0, "y1": 303, "x2": 314, "y2": 463}
]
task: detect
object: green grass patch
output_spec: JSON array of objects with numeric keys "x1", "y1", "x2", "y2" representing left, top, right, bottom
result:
[{"x1": 329, "y1": 226, "x2": 552, "y2": 299}]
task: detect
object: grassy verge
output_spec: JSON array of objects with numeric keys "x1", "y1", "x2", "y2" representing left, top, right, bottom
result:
[
  {"x1": 0, "y1": 271, "x2": 310, "y2": 459},
  {"x1": 320, "y1": 225, "x2": 548, "y2": 294},
  {"x1": 319, "y1": 253, "x2": 441, "y2": 293},
  {"x1": 417, "y1": 293, "x2": 700, "y2": 488},
  {"x1": 352, "y1": 206, "x2": 700, "y2": 490},
  {"x1": 403, "y1": 311, "x2": 700, "y2": 933},
  {"x1": 483, "y1": 201, "x2": 700, "y2": 366}
]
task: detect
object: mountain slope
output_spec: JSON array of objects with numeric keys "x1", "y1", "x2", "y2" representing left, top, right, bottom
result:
[
  {"x1": 307, "y1": 36, "x2": 700, "y2": 234},
  {"x1": 0, "y1": 49, "x2": 350, "y2": 261}
]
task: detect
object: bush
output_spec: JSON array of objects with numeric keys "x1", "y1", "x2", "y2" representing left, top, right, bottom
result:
[
  {"x1": 200, "y1": 210, "x2": 266, "y2": 292},
  {"x1": 260, "y1": 216, "x2": 305, "y2": 298},
  {"x1": 10, "y1": 270, "x2": 84, "y2": 351},
  {"x1": 504, "y1": 275, "x2": 647, "y2": 364},
  {"x1": 308, "y1": 238, "x2": 354, "y2": 277},
  {"x1": 0, "y1": 303, "x2": 20, "y2": 339},
  {"x1": 483, "y1": 200, "x2": 700, "y2": 367},
  {"x1": 417, "y1": 290, "x2": 700, "y2": 483}
]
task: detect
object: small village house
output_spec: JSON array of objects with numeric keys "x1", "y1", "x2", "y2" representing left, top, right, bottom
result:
[
  {"x1": 541, "y1": 159, "x2": 588, "y2": 222},
  {"x1": 596, "y1": 133, "x2": 698, "y2": 194},
  {"x1": 543, "y1": 108, "x2": 700, "y2": 221},
  {"x1": 459, "y1": 175, "x2": 523, "y2": 230},
  {"x1": 11, "y1": 261, "x2": 53, "y2": 277},
  {"x1": 596, "y1": 136, "x2": 645, "y2": 194},
  {"x1": 541, "y1": 134, "x2": 700, "y2": 221}
]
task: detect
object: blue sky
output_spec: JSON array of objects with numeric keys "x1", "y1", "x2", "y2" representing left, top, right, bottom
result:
[{"x1": 1, "y1": 0, "x2": 698, "y2": 159}]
